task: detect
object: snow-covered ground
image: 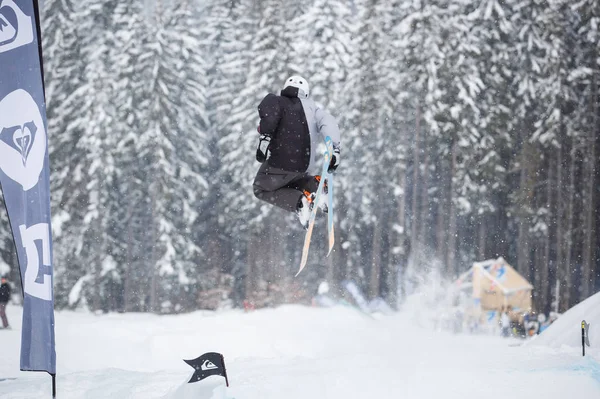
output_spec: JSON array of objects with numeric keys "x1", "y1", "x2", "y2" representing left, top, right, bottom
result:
[{"x1": 0, "y1": 303, "x2": 599, "y2": 399}]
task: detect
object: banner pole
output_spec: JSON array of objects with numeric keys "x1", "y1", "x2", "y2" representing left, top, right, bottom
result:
[
  {"x1": 221, "y1": 354, "x2": 229, "y2": 387},
  {"x1": 33, "y1": 0, "x2": 46, "y2": 95},
  {"x1": 35, "y1": 0, "x2": 57, "y2": 394},
  {"x1": 582, "y1": 321, "x2": 586, "y2": 357}
]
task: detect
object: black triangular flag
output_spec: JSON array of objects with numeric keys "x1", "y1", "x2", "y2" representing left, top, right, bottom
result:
[{"x1": 184, "y1": 352, "x2": 229, "y2": 386}]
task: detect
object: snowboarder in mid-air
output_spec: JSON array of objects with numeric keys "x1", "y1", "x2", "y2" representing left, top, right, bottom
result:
[{"x1": 253, "y1": 76, "x2": 341, "y2": 229}]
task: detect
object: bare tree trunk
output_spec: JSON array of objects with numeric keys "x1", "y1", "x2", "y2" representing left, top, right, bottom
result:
[
  {"x1": 370, "y1": 208, "x2": 383, "y2": 299},
  {"x1": 555, "y1": 131, "x2": 565, "y2": 311},
  {"x1": 517, "y1": 222, "x2": 531, "y2": 280},
  {"x1": 436, "y1": 173, "x2": 447, "y2": 262},
  {"x1": 581, "y1": 62, "x2": 598, "y2": 299},
  {"x1": 411, "y1": 103, "x2": 421, "y2": 257},
  {"x1": 325, "y1": 186, "x2": 338, "y2": 285},
  {"x1": 564, "y1": 141, "x2": 577, "y2": 309},
  {"x1": 92, "y1": 245, "x2": 102, "y2": 312},
  {"x1": 336, "y1": 195, "x2": 351, "y2": 284},
  {"x1": 149, "y1": 192, "x2": 158, "y2": 313},
  {"x1": 447, "y1": 140, "x2": 458, "y2": 277},
  {"x1": 418, "y1": 129, "x2": 430, "y2": 246},
  {"x1": 124, "y1": 199, "x2": 134, "y2": 312},
  {"x1": 264, "y1": 220, "x2": 274, "y2": 285},
  {"x1": 255, "y1": 222, "x2": 269, "y2": 291},
  {"x1": 93, "y1": 201, "x2": 107, "y2": 312},
  {"x1": 478, "y1": 219, "x2": 486, "y2": 260},
  {"x1": 533, "y1": 240, "x2": 542, "y2": 311},
  {"x1": 394, "y1": 164, "x2": 408, "y2": 305},
  {"x1": 540, "y1": 152, "x2": 553, "y2": 314},
  {"x1": 245, "y1": 234, "x2": 256, "y2": 301},
  {"x1": 517, "y1": 140, "x2": 534, "y2": 281},
  {"x1": 327, "y1": 250, "x2": 335, "y2": 286},
  {"x1": 533, "y1": 156, "x2": 551, "y2": 313}
]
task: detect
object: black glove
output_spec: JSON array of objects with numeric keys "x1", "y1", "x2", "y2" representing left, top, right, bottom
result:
[
  {"x1": 328, "y1": 145, "x2": 340, "y2": 173},
  {"x1": 256, "y1": 134, "x2": 271, "y2": 163}
]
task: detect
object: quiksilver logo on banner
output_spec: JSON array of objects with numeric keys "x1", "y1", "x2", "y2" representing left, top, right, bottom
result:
[
  {"x1": 0, "y1": 89, "x2": 46, "y2": 191},
  {"x1": 0, "y1": 0, "x2": 34, "y2": 53}
]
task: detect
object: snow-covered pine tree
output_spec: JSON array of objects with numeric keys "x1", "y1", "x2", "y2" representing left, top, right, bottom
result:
[
  {"x1": 463, "y1": 0, "x2": 515, "y2": 261},
  {"x1": 288, "y1": 0, "x2": 358, "y2": 286},
  {"x1": 41, "y1": 0, "x2": 89, "y2": 307},
  {"x1": 536, "y1": 0, "x2": 580, "y2": 311},
  {"x1": 511, "y1": 0, "x2": 573, "y2": 311},
  {"x1": 434, "y1": 0, "x2": 491, "y2": 276},
  {"x1": 567, "y1": 0, "x2": 599, "y2": 300},
  {"x1": 165, "y1": 0, "x2": 214, "y2": 309},
  {"x1": 221, "y1": 0, "x2": 290, "y2": 230},
  {"x1": 130, "y1": 0, "x2": 210, "y2": 312},
  {"x1": 395, "y1": 0, "x2": 445, "y2": 269},
  {"x1": 293, "y1": 0, "x2": 354, "y2": 113},
  {"x1": 202, "y1": 0, "x2": 258, "y2": 294},
  {"x1": 338, "y1": 0, "x2": 384, "y2": 293},
  {"x1": 219, "y1": 0, "x2": 296, "y2": 294},
  {"x1": 50, "y1": 0, "x2": 121, "y2": 310},
  {"x1": 507, "y1": 0, "x2": 555, "y2": 282},
  {"x1": 204, "y1": 0, "x2": 252, "y2": 133},
  {"x1": 344, "y1": 0, "x2": 416, "y2": 297},
  {"x1": 108, "y1": 0, "x2": 151, "y2": 312}
]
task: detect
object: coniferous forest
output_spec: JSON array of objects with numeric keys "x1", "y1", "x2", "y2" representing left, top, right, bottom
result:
[{"x1": 0, "y1": 0, "x2": 598, "y2": 315}]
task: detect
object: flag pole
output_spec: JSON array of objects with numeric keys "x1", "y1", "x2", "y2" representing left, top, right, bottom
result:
[
  {"x1": 582, "y1": 320, "x2": 586, "y2": 357},
  {"x1": 33, "y1": 1, "x2": 56, "y2": 396},
  {"x1": 221, "y1": 354, "x2": 230, "y2": 387},
  {"x1": 33, "y1": 0, "x2": 46, "y2": 93}
]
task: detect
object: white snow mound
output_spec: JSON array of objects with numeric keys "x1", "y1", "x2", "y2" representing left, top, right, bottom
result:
[
  {"x1": 170, "y1": 376, "x2": 227, "y2": 399},
  {"x1": 530, "y1": 291, "x2": 600, "y2": 358}
]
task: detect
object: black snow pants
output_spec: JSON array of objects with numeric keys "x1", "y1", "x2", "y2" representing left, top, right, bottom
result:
[
  {"x1": 0, "y1": 303, "x2": 8, "y2": 328},
  {"x1": 253, "y1": 162, "x2": 319, "y2": 213}
]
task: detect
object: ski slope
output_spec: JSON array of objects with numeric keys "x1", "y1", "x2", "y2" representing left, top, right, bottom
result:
[{"x1": 0, "y1": 303, "x2": 599, "y2": 399}]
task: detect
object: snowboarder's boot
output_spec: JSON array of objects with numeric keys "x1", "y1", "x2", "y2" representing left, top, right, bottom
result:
[{"x1": 297, "y1": 195, "x2": 313, "y2": 230}]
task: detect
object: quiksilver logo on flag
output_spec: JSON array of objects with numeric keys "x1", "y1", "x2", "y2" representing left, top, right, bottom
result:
[
  {"x1": 0, "y1": 89, "x2": 46, "y2": 191},
  {"x1": 0, "y1": 0, "x2": 34, "y2": 53},
  {"x1": 201, "y1": 360, "x2": 218, "y2": 371}
]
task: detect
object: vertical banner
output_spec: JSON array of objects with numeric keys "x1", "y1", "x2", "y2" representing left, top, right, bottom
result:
[{"x1": 0, "y1": 0, "x2": 56, "y2": 375}]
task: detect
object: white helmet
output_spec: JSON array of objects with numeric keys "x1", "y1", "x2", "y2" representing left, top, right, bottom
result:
[{"x1": 283, "y1": 75, "x2": 309, "y2": 98}]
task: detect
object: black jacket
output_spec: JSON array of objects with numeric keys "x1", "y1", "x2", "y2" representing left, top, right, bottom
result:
[
  {"x1": 0, "y1": 282, "x2": 11, "y2": 303},
  {"x1": 258, "y1": 87, "x2": 311, "y2": 173}
]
